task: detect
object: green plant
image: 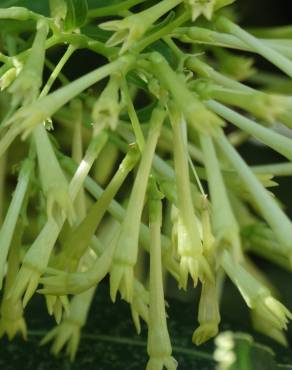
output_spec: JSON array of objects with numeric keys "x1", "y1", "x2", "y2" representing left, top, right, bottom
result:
[{"x1": 0, "y1": 0, "x2": 292, "y2": 368}]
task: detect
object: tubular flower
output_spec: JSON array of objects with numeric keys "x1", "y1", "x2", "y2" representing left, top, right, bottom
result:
[
  {"x1": 100, "y1": 0, "x2": 183, "y2": 54},
  {"x1": 41, "y1": 287, "x2": 95, "y2": 361},
  {"x1": 146, "y1": 179, "x2": 177, "y2": 370},
  {"x1": 0, "y1": 298, "x2": 27, "y2": 340},
  {"x1": 8, "y1": 19, "x2": 48, "y2": 107},
  {"x1": 110, "y1": 107, "x2": 165, "y2": 303},
  {"x1": 186, "y1": 0, "x2": 235, "y2": 21},
  {"x1": 92, "y1": 75, "x2": 123, "y2": 131},
  {"x1": 170, "y1": 107, "x2": 213, "y2": 289},
  {"x1": 222, "y1": 250, "x2": 292, "y2": 332}
]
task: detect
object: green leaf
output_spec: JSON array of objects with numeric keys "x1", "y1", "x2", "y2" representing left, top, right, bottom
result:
[
  {"x1": 0, "y1": 0, "x2": 50, "y2": 15},
  {"x1": 64, "y1": 0, "x2": 88, "y2": 31}
]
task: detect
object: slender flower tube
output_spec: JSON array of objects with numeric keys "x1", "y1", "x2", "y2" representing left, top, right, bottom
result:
[
  {"x1": 9, "y1": 133, "x2": 108, "y2": 307},
  {"x1": 215, "y1": 16, "x2": 292, "y2": 78},
  {"x1": 205, "y1": 85, "x2": 292, "y2": 125},
  {"x1": 216, "y1": 132, "x2": 292, "y2": 265},
  {"x1": 192, "y1": 199, "x2": 221, "y2": 345},
  {"x1": 41, "y1": 287, "x2": 96, "y2": 361},
  {"x1": 100, "y1": 0, "x2": 183, "y2": 54},
  {"x1": 170, "y1": 107, "x2": 213, "y2": 289},
  {"x1": 149, "y1": 52, "x2": 224, "y2": 135},
  {"x1": 0, "y1": 157, "x2": 33, "y2": 289},
  {"x1": 221, "y1": 250, "x2": 292, "y2": 332},
  {"x1": 8, "y1": 19, "x2": 49, "y2": 106},
  {"x1": 146, "y1": 179, "x2": 177, "y2": 370},
  {"x1": 200, "y1": 134, "x2": 242, "y2": 260},
  {"x1": 207, "y1": 100, "x2": 292, "y2": 161},
  {"x1": 110, "y1": 106, "x2": 165, "y2": 303}
]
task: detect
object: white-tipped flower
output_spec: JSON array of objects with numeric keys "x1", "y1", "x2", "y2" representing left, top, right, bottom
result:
[
  {"x1": 110, "y1": 107, "x2": 165, "y2": 303},
  {"x1": 41, "y1": 287, "x2": 95, "y2": 361},
  {"x1": 187, "y1": 0, "x2": 216, "y2": 21},
  {"x1": 186, "y1": 0, "x2": 235, "y2": 21}
]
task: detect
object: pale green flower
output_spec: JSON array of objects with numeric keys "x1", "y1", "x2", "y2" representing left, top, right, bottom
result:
[
  {"x1": 8, "y1": 19, "x2": 48, "y2": 107},
  {"x1": 192, "y1": 279, "x2": 220, "y2": 345},
  {"x1": 146, "y1": 179, "x2": 177, "y2": 370},
  {"x1": 100, "y1": 0, "x2": 183, "y2": 54},
  {"x1": 110, "y1": 107, "x2": 165, "y2": 302},
  {"x1": 186, "y1": 0, "x2": 235, "y2": 21},
  {"x1": 41, "y1": 288, "x2": 95, "y2": 361},
  {"x1": 92, "y1": 75, "x2": 122, "y2": 131},
  {"x1": 0, "y1": 298, "x2": 27, "y2": 340}
]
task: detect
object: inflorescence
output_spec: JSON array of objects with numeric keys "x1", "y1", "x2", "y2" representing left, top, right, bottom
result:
[{"x1": 1, "y1": 0, "x2": 292, "y2": 367}]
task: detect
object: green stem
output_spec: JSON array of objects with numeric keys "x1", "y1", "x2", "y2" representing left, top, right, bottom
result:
[
  {"x1": 180, "y1": 26, "x2": 292, "y2": 59},
  {"x1": 200, "y1": 134, "x2": 239, "y2": 243},
  {"x1": 186, "y1": 56, "x2": 253, "y2": 93},
  {"x1": 88, "y1": 0, "x2": 147, "y2": 17},
  {"x1": 40, "y1": 44, "x2": 76, "y2": 98},
  {"x1": 216, "y1": 17, "x2": 292, "y2": 78},
  {"x1": 216, "y1": 132, "x2": 292, "y2": 259},
  {"x1": 251, "y1": 162, "x2": 292, "y2": 177},
  {"x1": 207, "y1": 100, "x2": 292, "y2": 161},
  {"x1": 121, "y1": 80, "x2": 145, "y2": 152}
]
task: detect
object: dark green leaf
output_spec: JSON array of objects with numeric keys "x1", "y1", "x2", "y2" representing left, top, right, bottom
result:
[
  {"x1": 64, "y1": 0, "x2": 88, "y2": 31},
  {"x1": 0, "y1": 0, "x2": 50, "y2": 15}
]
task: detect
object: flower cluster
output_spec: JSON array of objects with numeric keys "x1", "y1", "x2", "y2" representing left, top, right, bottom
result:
[{"x1": 1, "y1": 0, "x2": 292, "y2": 367}]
